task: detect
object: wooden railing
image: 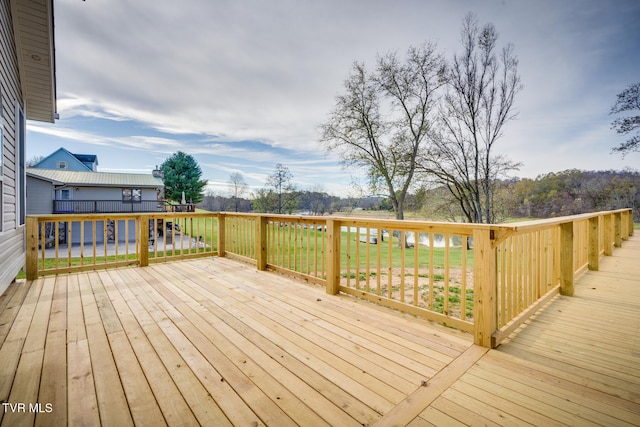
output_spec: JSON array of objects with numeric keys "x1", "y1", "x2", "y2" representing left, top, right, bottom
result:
[{"x1": 25, "y1": 208, "x2": 634, "y2": 348}]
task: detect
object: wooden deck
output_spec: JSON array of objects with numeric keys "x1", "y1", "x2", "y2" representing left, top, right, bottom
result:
[{"x1": 1, "y1": 236, "x2": 639, "y2": 426}]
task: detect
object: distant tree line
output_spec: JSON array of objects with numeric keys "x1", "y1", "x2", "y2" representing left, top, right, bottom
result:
[
  {"x1": 507, "y1": 169, "x2": 639, "y2": 220},
  {"x1": 197, "y1": 168, "x2": 638, "y2": 223},
  {"x1": 197, "y1": 189, "x2": 346, "y2": 215},
  {"x1": 420, "y1": 169, "x2": 640, "y2": 222}
]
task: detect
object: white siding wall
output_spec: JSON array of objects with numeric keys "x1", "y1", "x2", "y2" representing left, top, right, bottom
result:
[
  {"x1": 0, "y1": 0, "x2": 26, "y2": 295},
  {"x1": 26, "y1": 176, "x2": 54, "y2": 214}
]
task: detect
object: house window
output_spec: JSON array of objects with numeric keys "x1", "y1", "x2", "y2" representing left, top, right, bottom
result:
[
  {"x1": 122, "y1": 188, "x2": 141, "y2": 203},
  {"x1": 57, "y1": 161, "x2": 67, "y2": 169},
  {"x1": 60, "y1": 189, "x2": 71, "y2": 200}
]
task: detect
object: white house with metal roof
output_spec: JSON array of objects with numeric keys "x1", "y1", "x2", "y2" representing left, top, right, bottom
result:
[
  {"x1": 1, "y1": 0, "x2": 57, "y2": 294},
  {"x1": 27, "y1": 168, "x2": 165, "y2": 214},
  {"x1": 27, "y1": 168, "x2": 164, "y2": 245}
]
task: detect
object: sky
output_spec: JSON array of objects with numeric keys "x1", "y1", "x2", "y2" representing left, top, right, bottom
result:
[{"x1": 27, "y1": 0, "x2": 640, "y2": 197}]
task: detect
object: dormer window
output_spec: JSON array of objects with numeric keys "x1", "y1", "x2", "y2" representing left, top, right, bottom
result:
[{"x1": 57, "y1": 161, "x2": 67, "y2": 169}]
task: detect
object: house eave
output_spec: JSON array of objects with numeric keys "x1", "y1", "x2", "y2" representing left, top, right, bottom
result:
[{"x1": 11, "y1": 0, "x2": 57, "y2": 123}]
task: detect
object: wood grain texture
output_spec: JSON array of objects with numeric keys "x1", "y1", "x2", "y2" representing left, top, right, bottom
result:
[{"x1": 1, "y1": 234, "x2": 638, "y2": 426}]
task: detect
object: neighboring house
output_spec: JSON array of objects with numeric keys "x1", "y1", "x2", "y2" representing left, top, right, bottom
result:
[
  {"x1": 32, "y1": 146, "x2": 99, "y2": 171},
  {"x1": 26, "y1": 168, "x2": 165, "y2": 245},
  {"x1": 1, "y1": 0, "x2": 56, "y2": 295},
  {"x1": 26, "y1": 168, "x2": 165, "y2": 215}
]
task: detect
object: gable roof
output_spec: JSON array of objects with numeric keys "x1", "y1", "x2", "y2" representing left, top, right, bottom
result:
[
  {"x1": 33, "y1": 147, "x2": 96, "y2": 171},
  {"x1": 27, "y1": 168, "x2": 164, "y2": 188},
  {"x1": 11, "y1": 0, "x2": 57, "y2": 122}
]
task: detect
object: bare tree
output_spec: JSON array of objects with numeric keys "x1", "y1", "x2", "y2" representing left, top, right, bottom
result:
[
  {"x1": 610, "y1": 82, "x2": 640, "y2": 156},
  {"x1": 26, "y1": 155, "x2": 45, "y2": 167},
  {"x1": 267, "y1": 164, "x2": 296, "y2": 214},
  {"x1": 228, "y1": 172, "x2": 248, "y2": 212},
  {"x1": 420, "y1": 13, "x2": 522, "y2": 223},
  {"x1": 320, "y1": 43, "x2": 446, "y2": 220}
]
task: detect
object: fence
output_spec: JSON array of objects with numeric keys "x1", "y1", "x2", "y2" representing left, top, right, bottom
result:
[
  {"x1": 25, "y1": 208, "x2": 633, "y2": 348},
  {"x1": 53, "y1": 199, "x2": 164, "y2": 213}
]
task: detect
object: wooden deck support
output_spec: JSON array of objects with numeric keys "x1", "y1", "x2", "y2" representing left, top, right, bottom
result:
[
  {"x1": 603, "y1": 213, "x2": 613, "y2": 256},
  {"x1": 614, "y1": 211, "x2": 623, "y2": 248},
  {"x1": 472, "y1": 228, "x2": 496, "y2": 348},
  {"x1": 325, "y1": 218, "x2": 341, "y2": 295},
  {"x1": 25, "y1": 216, "x2": 39, "y2": 280},
  {"x1": 559, "y1": 222, "x2": 574, "y2": 296},
  {"x1": 217, "y1": 213, "x2": 226, "y2": 257},
  {"x1": 588, "y1": 216, "x2": 599, "y2": 271},
  {"x1": 140, "y1": 217, "x2": 149, "y2": 267},
  {"x1": 256, "y1": 216, "x2": 268, "y2": 271}
]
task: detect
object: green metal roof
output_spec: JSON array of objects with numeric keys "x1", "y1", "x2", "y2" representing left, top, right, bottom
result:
[{"x1": 27, "y1": 168, "x2": 164, "y2": 188}]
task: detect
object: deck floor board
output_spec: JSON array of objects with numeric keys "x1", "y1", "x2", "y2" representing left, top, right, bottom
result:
[
  {"x1": 410, "y1": 235, "x2": 640, "y2": 427},
  {"x1": 1, "y1": 235, "x2": 639, "y2": 426}
]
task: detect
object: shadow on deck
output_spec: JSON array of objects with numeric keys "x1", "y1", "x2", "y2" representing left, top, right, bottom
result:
[{"x1": 1, "y1": 236, "x2": 639, "y2": 426}]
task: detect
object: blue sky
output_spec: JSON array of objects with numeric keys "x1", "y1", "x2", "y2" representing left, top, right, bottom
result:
[{"x1": 27, "y1": 0, "x2": 640, "y2": 197}]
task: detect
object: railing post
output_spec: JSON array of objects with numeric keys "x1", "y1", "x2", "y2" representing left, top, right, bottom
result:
[
  {"x1": 629, "y1": 209, "x2": 635, "y2": 237},
  {"x1": 325, "y1": 219, "x2": 341, "y2": 295},
  {"x1": 217, "y1": 213, "x2": 226, "y2": 257},
  {"x1": 614, "y1": 212, "x2": 622, "y2": 248},
  {"x1": 603, "y1": 214, "x2": 613, "y2": 256},
  {"x1": 559, "y1": 222, "x2": 574, "y2": 296},
  {"x1": 257, "y1": 216, "x2": 268, "y2": 271},
  {"x1": 472, "y1": 228, "x2": 496, "y2": 348},
  {"x1": 621, "y1": 210, "x2": 629, "y2": 240},
  {"x1": 26, "y1": 216, "x2": 39, "y2": 280},
  {"x1": 140, "y1": 216, "x2": 149, "y2": 267},
  {"x1": 588, "y1": 216, "x2": 599, "y2": 271}
]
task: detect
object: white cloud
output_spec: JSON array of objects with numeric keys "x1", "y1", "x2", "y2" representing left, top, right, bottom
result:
[{"x1": 29, "y1": 0, "x2": 640, "y2": 197}]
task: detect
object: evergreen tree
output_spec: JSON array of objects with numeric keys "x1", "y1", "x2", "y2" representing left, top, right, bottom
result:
[{"x1": 160, "y1": 151, "x2": 208, "y2": 204}]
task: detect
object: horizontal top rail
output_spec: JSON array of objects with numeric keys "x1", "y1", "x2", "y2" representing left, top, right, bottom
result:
[
  {"x1": 28, "y1": 211, "x2": 221, "y2": 221},
  {"x1": 500, "y1": 208, "x2": 631, "y2": 232}
]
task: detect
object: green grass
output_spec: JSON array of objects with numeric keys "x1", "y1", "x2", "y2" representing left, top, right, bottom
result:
[
  {"x1": 174, "y1": 213, "x2": 218, "y2": 249},
  {"x1": 174, "y1": 212, "x2": 475, "y2": 272},
  {"x1": 340, "y1": 233, "x2": 473, "y2": 270},
  {"x1": 430, "y1": 285, "x2": 474, "y2": 318}
]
